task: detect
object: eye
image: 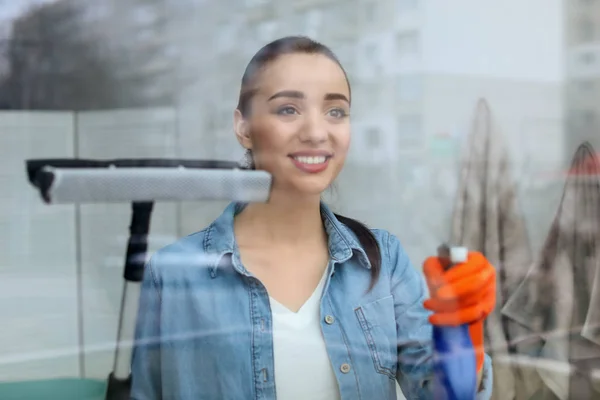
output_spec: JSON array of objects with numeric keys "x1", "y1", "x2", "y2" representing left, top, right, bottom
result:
[
  {"x1": 277, "y1": 106, "x2": 298, "y2": 115},
  {"x1": 328, "y1": 108, "x2": 348, "y2": 119}
]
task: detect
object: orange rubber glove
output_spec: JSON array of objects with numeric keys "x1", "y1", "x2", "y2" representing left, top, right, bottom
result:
[{"x1": 422, "y1": 251, "x2": 496, "y2": 373}]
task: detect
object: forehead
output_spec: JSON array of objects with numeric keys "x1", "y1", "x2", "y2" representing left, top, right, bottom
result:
[{"x1": 256, "y1": 53, "x2": 349, "y2": 97}]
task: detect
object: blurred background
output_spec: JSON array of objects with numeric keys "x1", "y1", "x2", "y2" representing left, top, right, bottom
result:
[{"x1": 1, "y1": 0, "x2": 599, "y2": 399}]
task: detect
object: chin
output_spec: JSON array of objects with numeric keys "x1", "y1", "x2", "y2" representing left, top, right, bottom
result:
[
  {"x1": 286, "y1": 177, "x2": 332, "y2": 196},
  {"x1": 267, "y1": 162, "x2": 342, "y2": 196}
]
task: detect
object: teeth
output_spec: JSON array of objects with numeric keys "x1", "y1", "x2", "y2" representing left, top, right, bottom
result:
[{"x1": 293, "y1": 156, "x2": 327, "y2": 164}]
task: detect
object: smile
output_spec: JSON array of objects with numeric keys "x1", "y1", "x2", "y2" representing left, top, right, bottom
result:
[
  {"x1": 289, "y1": 155, "x2": 331, "y2": 173},
  {"x1": 292, "y1": 156, "x2": 327, "y2": 164}
]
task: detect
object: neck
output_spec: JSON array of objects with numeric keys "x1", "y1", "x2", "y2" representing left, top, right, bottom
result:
[{"x1": 236, "y1": 189, "x2": 326, "y2": 245}]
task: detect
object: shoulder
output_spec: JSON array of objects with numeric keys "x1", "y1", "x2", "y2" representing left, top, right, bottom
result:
[
  {"x1": 369, "y1": 229, "x2": 428, "y2": 305},
  {"x1": 335, "y1": 219, "x2": 412, "y2": 270},
  {"x1": 368, "y1": 228, "x2": 416, "y2": 276},
  {"x1": 367, "y1": 228, "x2": 409, "y2": 261},
  {"x1": 148, "y1": 202, "x2": 238, "y2": 276},
  {"x1": 147, "y1": 227, "x2": 215, "y2": 277},
  {"x1": 329, "y1": 208, "x2": 409, "y2": 264},
  {"x1": 154, "y1": 228, "x2": 210, "y2": 257},
  {"x1": 369, "y1": 228, "x2": 395, "y2": 253}
]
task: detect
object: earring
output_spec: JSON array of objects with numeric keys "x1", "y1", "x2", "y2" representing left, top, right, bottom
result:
[{"x1": 238, "y1": 149, "x2": 255, "y2": 169}]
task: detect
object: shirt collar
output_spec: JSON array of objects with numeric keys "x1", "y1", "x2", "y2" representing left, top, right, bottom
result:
[{"x1": 203, "y1": 201, "x2": 371, "y2": 274}]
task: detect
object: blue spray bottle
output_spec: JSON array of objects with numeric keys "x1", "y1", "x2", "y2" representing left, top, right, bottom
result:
[{"x1": 432, "y1": 245, "x2": 477, "y2": 400}]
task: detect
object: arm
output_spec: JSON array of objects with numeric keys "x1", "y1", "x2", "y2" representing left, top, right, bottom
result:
[
  {"x1": 386, "y1": 233, "x2": 493, "y2": 399},
  {"x1": 130, "y1": 257, "x2": 162, "y2": 400}
]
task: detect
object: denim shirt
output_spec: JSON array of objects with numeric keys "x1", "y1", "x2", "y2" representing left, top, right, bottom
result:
[{"x1": 130, "y1": 202, "x2": 493, "y2": 400}]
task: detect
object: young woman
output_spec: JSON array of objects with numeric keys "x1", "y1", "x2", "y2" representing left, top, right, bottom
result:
[{"x1": 130, "y1": 36, "x2": 496, "y2": 400}]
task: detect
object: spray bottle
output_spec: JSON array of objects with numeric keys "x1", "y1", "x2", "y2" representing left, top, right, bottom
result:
[{"x1": 432, "y1": 244, "x2": 477, "y2": 400}]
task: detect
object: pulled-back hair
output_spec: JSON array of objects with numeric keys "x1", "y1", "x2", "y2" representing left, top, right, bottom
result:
[
  {"x1": 237, "y1": 36, "x2": 381, "y2": 289},
  {"x1": 237, "y1": 36, "x2": 351, "y2": 116}
]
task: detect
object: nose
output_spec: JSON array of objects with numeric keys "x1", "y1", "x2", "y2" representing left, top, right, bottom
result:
[{"x1": 299, "y1": 111, "x2": 328, "y2": 144}]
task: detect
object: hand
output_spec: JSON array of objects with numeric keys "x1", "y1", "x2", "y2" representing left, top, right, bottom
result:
[
  {"x1": 422, "y1": 251, "x2": 496, "y2": 372},
  {"x1": 422, "y1": 251, "x2": 496, "y2": 325}
]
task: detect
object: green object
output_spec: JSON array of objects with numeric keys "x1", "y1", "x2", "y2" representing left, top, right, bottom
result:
[
  {"x1": 429, "y1": 135, "x2": 458, "y2": 158},
  {"x1": 0, "y1": 378, "x2": 106, "y2": 400}
]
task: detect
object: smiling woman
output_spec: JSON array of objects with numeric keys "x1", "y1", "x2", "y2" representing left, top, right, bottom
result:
[
  {"x1": 129, "y1": 36, "x2": 496, "y2": 400},
  {"x1": 234, "y1": 39, "x2": 352, "y2": 195},
  {"x1": 259, "y1": 88, "x2": 349, "y2": 176}
]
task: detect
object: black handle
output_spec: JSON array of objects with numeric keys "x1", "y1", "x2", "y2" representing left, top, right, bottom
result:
[{"x1": 123, "y1": 202, "x2": 154, "y2": 282}]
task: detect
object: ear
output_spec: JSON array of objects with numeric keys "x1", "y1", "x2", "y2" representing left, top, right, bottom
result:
[{"x1": 234, "y1": 109, "x2": 252, "y2": 150}]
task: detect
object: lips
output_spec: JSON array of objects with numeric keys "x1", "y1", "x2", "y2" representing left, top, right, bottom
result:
[{"x1": 289, "y1": 153, "x2": 332, "y2": 173}]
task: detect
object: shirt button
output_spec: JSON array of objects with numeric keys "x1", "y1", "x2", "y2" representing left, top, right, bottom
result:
[
  {"x1": 324, "y1": 315, "x2": 335, "y2": 324},
  {"x1": 340, "y1": 363, "x2": 351, "y2": 373}
]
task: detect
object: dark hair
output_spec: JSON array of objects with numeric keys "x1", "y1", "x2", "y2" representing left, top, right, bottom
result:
[
  {"x1": 236, "y1": 36, "x2": 381, "y2": 289},
  {"x1": 237, "y1": 35, "x2": 351, "y2": 116}
]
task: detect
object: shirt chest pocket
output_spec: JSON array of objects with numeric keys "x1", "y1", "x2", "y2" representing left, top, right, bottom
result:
[{"x1": 354, "y1": 295, "x2": 397, "y2": 379}]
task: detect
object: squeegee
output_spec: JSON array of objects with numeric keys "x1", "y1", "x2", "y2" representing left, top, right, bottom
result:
[{"x1": 26, "y1": 158, "x2": 272, "y2": 400}]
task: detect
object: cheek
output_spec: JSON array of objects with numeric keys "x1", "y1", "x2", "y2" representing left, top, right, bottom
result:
[
  {"x1": 249, "y1": 120, "x2": 294, "y2": 166},
  {"x1": 250, "y1": 120, "x2": 280, "y2": 149},
  {"x1": 334, "y1": 126, "x2": 351, "y2": 156}
]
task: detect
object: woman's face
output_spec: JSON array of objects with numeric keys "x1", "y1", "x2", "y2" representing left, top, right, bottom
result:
[{"x1": 235, "y1": 53, "x2": 351, "y2": 196}]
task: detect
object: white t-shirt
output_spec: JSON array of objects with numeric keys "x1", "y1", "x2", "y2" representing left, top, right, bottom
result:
[{"x1": 270, "y1": 270, "x2": 341, "y2": 400}]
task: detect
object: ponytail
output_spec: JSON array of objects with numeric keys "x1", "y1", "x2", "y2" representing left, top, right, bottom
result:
[{"x1": 333, "y1": 213, "x2": 381, "y2": 290}]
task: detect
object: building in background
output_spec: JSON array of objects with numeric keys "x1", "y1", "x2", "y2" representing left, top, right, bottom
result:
[
  {"x1": 3, "y1": 0, "x2": 560, "y2": 253},
  {"x1": 565, "y1": 0, "x2": 600, "y2": 157},
  {"x1": 167, "y1": 0, "x2": 564, "y2": 159},
  {"x1": 164, "y1": 0, "x2": 564, "y2": 258},
  {"x1": 0, "y1": 23, "x2": 9, "y2": 78}
]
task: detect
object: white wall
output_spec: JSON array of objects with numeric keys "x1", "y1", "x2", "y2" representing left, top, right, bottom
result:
[
  {"x1": 0, "y1": 108, "x2": 182, "y2": 381},
  {"x1": 0, "y1": 111, "x2": 79, "y2": 380},
  {"x1": 75, "y1": 108, "x2": 180, "y2": 378}
]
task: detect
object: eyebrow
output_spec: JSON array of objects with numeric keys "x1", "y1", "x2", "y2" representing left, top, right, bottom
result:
[
  {"x1": 324, "y1": 93, "x2": 350, "y2": 103},
  {"x1": 268, "y1": 90, "x2": 350, "y2": 104}
]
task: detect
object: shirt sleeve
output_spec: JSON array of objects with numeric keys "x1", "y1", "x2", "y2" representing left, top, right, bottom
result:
[
  {"x1": 130, "y1": 256, "x2": 163, "y2": 400},
  {"x1": 386, "y1": 232, "x2": 493, "y2": 400}
]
